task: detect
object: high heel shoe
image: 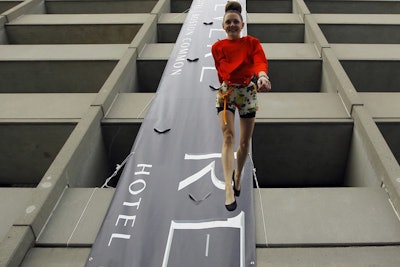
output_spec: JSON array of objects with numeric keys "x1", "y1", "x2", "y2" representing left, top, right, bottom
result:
[
  {"x1": 225, "y1": 198, "x2": 237, "y2": 211},
  {"x1": 233, "y1": 171, "x2": 241, "y2": 197}
]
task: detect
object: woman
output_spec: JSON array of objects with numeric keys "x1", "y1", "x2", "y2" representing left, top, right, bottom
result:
[{"x1": 212, "y1": 1, "x2": 271, "y2": 211}]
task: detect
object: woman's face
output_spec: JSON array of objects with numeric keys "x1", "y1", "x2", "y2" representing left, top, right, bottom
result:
[{"x1": 222, "y1": 12, "x2": 244, "y2": 40}]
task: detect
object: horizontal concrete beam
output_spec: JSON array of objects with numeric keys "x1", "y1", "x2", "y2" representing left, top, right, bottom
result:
[
  {"x1": 0, "y1": 94, "x2": 96, "y2": 120},
  {"x1": 254, "y1": 187, "x2": 400, "y2": 246},
  {"x1": 360, "y1": 93, "x2": 400, "y2": 119},
  {"x1": 17, "y1": 245, "x2": 400, "y2": 266},
  {"x1": 19, "y1": 247, "x2": 90, "y2": 267},
  {"x1": 304, "y1": 0, "x2": 400, "y2": 14},
  {"x1": 103, "y1": 92, "x2": 350, "y2": 121},
  {"x1": 313, "y1": 13, "x2": 400, "y2": 24},
  {"x1": 257, "y1": 92, "x2": 350, "y2": 119},
  {"x1": 0, "y1": 44, "x2": 129, "y2": 60},
  {"x1": 331, "y1": 44, "x2": 400, "y2": 60},
  {"x1": 256, "y1": 246, "x2": 400, "y2": 266}
]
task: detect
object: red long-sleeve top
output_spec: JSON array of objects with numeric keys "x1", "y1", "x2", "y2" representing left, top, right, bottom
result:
[{"x1": 211, "y1": 36, "x2": 268, "y2": 86}]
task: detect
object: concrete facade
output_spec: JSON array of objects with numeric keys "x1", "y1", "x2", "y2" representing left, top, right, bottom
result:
[{"x1": 0, "y1": 0, "x2": 400, "y2": 266}]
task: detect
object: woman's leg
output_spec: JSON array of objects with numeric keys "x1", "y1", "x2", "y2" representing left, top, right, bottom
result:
[
  {"x1": 218, "y1": 110, "x2": 236, "y2": 206},
  {"x1": 234, "y1": 117, "x2": 256, "y2": 191}
]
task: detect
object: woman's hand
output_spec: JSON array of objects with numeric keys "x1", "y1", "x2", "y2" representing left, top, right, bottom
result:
[{"x1": 257, "y1": 76, "x2": 272, "y2": 92}]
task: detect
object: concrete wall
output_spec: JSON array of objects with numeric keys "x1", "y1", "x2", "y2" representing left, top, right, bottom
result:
[{"x1": 1, "y1": 0, "x2": 400, "y2": 266}]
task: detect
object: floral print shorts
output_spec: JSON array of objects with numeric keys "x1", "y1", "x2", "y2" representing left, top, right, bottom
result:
[{"x1": 216, "y1": 82, "x2": 258, "y2": 117}]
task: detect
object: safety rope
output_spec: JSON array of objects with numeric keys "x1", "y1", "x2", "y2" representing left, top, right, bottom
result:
[
  {"x1": 218, "y1": 86, "x2": 235, "y2": 125},
  {"x1": 248, "y1": 152, "x2": 269, "y2": 247},
  {"x1": 101, "y1": 152, "x2": 135, "y2": 188}
]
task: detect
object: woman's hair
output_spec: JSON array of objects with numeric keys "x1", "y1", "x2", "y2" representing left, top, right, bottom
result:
[{"x1": 224, "y1": 1, "x2": 243, "y2": 21}]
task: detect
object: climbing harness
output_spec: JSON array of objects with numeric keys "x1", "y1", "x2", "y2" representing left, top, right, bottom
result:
[
  {"x1": 212, "y1": 82, "x2": 257, "y2": 125},
  {"x1": 218, "y1": 82, "x2": 235, "y2": 125}
]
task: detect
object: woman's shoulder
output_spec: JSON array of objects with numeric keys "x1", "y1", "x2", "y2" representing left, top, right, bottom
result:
[
  {"x1": 213, "y1": 38, "x2": 228, "y2": 46},
  {"x1": 243, "y1": 35, "x2": 261, "y2": 44}
]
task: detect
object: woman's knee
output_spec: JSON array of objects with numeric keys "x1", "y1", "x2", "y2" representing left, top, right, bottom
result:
[
  {"x1": 222, "y1": 129, "x2": 235, "y2": 145},
  {"x1": 239, "y1": 138, "x2": 250, "y2": 151}
]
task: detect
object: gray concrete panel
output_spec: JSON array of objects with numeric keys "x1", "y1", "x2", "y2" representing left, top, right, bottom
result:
[
  {"x1": 254, "y1": 187, "x2": 400, "y2": 246},
  {"x1": 45, "y1": 0, "x2": 158, "y2": 14},
  {"x1": 352, "y1": 106, "x2": 400, "y2": 213},
  {"x1": 37, "y1": 188, "x2": 114, "y2": 246},
  {"x1": 0, "y1": 226, "x2": 35, "y2": 267},
  {"x1": 247, "y1": 0, "x2": 292, "y2": 13},
  {"x1": 1, "y1": 1, "x2": 400, "y2": 266},
  {"x1": 331, "y1": 44, "x2": 400, "y2": 61},
  {"x1": 252, "y1": 120, "x2": 353, "y2": 187},
  {"x1": 0, "y1": 60, "x2": 117, "y2": 93},
  {"x1": 360, "y1": 93, "x2": 400, "y2": 119},
  {"x1": 13, "y1": 107, "x2": 106, "y2": 237},
  {"x1": 6, "y1": 14, "x2": 148, "y2": 44},
  {"x1": 0, "y1": 0, "x2": 22, "y2": 14},
  {"x1": 378, "y1": 121, "x2": 400, "y2": 167},
  {"x1": 100, "y1": 122, "x2": 141, "y2": 171},
  {"x1": 0, "y1": 15, "x2": 8, "y2": 44},
  {"x1": 256, "y1": 93, "x2": 350, "y2": 119},
  {"x1": 138, "y1": 43, "x2": 173, "y2": 59},
  {"x1": 137, "y1": 59, "x2": 167, "y2": 91},
  {"x1": 170, "y1": 0, "x2": 191, "y2": 13},
  {"x1": 20, "y1": 247, "x2": 90, "y2": 267},
  {"x1": 314, "y1": 14, "x2": 400, "y2": 44},
  {"x1": 305, "y1": 0, "x2": 400, "y2": 14},
  {"x1": 340, "y1": 60, "x2": 400, "y2": 92},
  {"x1": 256, "y1": 246, "x2": 400, "y2": 266},
  {"x1": 0, "y1": 123, "x2": 75, "y2": 185},
  {"x1": 3, "y1": 0, "x2": 46, "y2": 22},
  {"x1": 0, "y1": 188, "x2": 32, "y2": 242},
  {"x1": 104, "y1": 93, "x2": 154, "y2": 119}
]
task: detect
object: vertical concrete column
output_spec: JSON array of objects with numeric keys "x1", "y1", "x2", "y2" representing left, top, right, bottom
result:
[
  {"x1": 0, "y1": 16, "x2": 8, "y2": 43},
  {"x1": 321, "y1": 48, "x2": 363, "y2": 113},
  {"x1": 152, "y1": 0, "x2": 172, "y2": 14},
  {"x1": 304, "y1": 14, "x2": 329, "y2": 56},
  {"x1": 14, "y1": 107, "x2": 105, "y2": 236},
  {"x1": 93, "y1": 48, "x2": 138, "y2": 115},
  {"x1": 0, "y1": 226, "x2": 35, "y2": 267},
  {"x1": 293, "y1": 0, "x2": 310, "y2": 17},
  {"x1": 352, "y1": 106, "x2": 400, "y2": 214},
  {"x1": 130, "y1": 14, "x2": 157, "y2": 52},
  {"x1": 3, "y1": 0, "x2": 45, "y2": 22}
]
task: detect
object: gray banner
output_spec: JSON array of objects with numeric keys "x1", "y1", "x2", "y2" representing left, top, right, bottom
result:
[{"x1": 86, "y1": 1, "x2": 256, "y2": 266}]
